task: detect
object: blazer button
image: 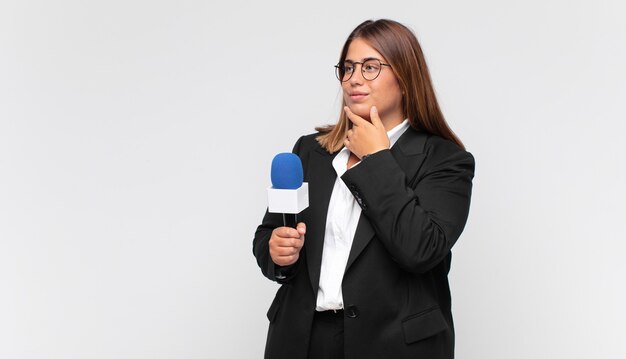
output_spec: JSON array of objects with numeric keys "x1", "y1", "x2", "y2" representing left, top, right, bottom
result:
[{"x1": 345, "y1": 305, "x2": 359, "y2": 318}]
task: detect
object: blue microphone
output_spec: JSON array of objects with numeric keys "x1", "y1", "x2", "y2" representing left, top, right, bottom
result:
[
  {"x1": 271, "y1": 153, "x2": 303, "y2": 189},
  {"x1": 267, "y1": 153, "x2": 309, "y2": 227}
]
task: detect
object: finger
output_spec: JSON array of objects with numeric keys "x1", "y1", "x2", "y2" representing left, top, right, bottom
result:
[
  {"x1": 370, "y1": 106, "x2": 384, "y2": 129},
  {"x1": 275, "y1": 254, "x2": 299, "y2": 266},
  {"x1": 274, "y1": 226, "x2": 300, "y2": 238},
  {"x1": 274, "y1": 237, "x2": 303, "y2": 248},
  {"x1": 275, "y1": 246, "x2": 301, "y2": 256},
  {"x1": 292, "y1": 238, "x2": 304, "y2": 249},
  {"x1": 344, "y1": 106, "x2": 367, "y2": 127},
  {"x1": 296, "y1": 222, "x2": 306, "y2": 236}
]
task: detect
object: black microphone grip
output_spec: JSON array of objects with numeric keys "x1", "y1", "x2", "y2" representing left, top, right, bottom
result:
[{"x1": 282, "y1": 213, "x2": 298, "y2": 228}]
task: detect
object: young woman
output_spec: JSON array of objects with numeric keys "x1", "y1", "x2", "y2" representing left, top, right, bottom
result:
[{"x1": 253, "y1": 19, "x2": 475, "y2": 359}]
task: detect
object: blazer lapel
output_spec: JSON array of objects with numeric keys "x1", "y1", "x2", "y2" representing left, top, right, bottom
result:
[
  {"x1": 344, "y1": 128, "x2": 428, "y2": 272},
  {"x1": 344, "y1": 212, "x2": 376, "y2": 272},
  {"x1": 304, "y1": 147, "x2": 337, "y2": 293}
]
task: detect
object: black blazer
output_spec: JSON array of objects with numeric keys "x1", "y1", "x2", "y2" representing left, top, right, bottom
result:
[{"x1": 253, "y1": 127, "x2": 475, "y2": 359}]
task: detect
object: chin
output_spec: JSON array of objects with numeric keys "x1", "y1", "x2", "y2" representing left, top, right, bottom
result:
[{"x1": 347, "y1": 103, "x2": 371, "y2": 119}]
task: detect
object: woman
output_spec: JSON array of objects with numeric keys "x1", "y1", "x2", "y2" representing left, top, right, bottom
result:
[{"x1": 253, "y1": 19, "x2": 474, "y2": 359}]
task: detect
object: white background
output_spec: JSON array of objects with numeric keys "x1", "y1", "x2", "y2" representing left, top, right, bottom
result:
[{"x1": 1, "y1": 0, "x2": 625, "y2": 358}]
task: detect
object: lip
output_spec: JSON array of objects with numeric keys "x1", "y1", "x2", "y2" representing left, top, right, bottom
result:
[{"x1": 349, "y1": 92, "x2": 369, "y2": 102}]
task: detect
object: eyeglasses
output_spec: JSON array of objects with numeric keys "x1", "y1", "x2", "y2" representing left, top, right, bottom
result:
[{"x1": 334, "y1": 59, "x2": 392, "y2": 82}]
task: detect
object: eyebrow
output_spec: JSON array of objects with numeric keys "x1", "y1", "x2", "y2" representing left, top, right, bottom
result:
[{"x1": 344, "y1": 57, "x2": 382, "y2": 63}]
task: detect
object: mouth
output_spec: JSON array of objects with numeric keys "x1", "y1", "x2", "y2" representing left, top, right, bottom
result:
[{"x1": 349, "y1": 92, "x2": 369, "y2": 102}]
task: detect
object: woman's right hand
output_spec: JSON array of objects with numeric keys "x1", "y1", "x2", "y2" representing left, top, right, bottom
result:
[{"x1": 269, "y1": 222, "x2": 306, "y2": 266}]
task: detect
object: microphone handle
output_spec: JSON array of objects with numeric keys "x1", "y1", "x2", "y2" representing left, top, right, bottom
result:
[{"x1": 282, "y1": 213, "x2": 298, "y2": 228}]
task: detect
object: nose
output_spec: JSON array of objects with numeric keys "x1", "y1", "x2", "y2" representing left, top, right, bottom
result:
[{"x1": 348, "y1": 63, "x2": 365, "y2": 85}]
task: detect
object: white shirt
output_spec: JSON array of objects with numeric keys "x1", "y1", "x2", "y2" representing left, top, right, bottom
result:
[{"x1": 315, "y1": 120, "x2": 410, "y2": 311}]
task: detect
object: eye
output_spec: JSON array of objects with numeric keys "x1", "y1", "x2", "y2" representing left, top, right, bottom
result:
[
  {"x1": 363, "y1": 62, "x2": 380, "y2": 73},
  {"x1": 343, "y1": 63, "x2": 355, "y2": 73}
]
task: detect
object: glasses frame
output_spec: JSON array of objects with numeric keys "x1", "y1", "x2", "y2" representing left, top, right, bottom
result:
[{"x1": 334, "y1": 59, "x2": 392, "y2": 82}]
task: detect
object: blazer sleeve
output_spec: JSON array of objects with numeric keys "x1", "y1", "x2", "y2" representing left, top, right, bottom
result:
[
  {"x1": 252, "y1": 136, "x2": 305, "y2": 283},
  {"x1": 341, "y1": 138, "x2": 475, "y2": 274}
]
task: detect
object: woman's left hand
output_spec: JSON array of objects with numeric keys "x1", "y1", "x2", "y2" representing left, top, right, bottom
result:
[{"x1": 344, "y1": 106, "x2": 390, "y2": 159}]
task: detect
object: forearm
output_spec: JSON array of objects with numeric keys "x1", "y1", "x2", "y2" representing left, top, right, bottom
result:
[
  {"x1": 253, "y1": 211, "x2": 300, "y2": 283},
  {"x1": 341, "y1": 149, "x2": 475, "y2": 273}
]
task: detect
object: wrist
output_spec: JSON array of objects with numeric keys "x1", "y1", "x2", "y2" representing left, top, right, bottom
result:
[{"x1": 361, "y1": 148, "x2": 387, "y2": 160}]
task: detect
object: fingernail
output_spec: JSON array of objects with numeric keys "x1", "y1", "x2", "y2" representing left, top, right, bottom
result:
[{"x1": 372, "y1": 106, "x2": 377, "y2": 113}]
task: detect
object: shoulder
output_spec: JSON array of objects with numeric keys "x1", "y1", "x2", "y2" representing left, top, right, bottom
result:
[
  {"x1": 291, "y1": 132, "x2": 326, "y2": 155},
  {"x1": 402, "y1": 129, "x2": 474, "y2": 175},
  {"x1": 425, "y1": 134, "x2": 473, "y2": 161}
]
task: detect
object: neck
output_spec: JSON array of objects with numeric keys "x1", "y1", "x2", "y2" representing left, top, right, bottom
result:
[{"x1": 380, "y1": 111, "x2": 405, "y2": 131}]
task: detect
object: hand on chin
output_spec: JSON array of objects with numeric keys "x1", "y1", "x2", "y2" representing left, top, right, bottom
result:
[{"x1": 347, "y1": 103, "x2": 372, "y2": 121}]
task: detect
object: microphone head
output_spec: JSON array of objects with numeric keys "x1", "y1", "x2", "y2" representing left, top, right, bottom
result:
[{"x1": 271, "y1": 153, "x2": 303, "y2": 189}]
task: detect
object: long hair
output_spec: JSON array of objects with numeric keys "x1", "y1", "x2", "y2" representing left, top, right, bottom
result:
[{"x1": 316, "y1": 19, "x2": 465, "y2": 152}]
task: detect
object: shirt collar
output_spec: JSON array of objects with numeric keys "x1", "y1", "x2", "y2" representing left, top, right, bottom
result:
[{"x1": 387, "y1": 119, "x2": 410, "y2": 147}]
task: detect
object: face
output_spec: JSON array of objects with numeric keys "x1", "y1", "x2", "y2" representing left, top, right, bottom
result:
[{"x1": 341, "y1": 38, "x2": 404, "y2": 125}]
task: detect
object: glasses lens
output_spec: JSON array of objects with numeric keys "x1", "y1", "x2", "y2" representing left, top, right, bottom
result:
[
  {"x1": 362, "y1": 59, "x2": 382, "y2": 80},
  {"x1": 335, "y1": 65, "x2": 344, "y2": 81},
  {"x1": 336, "y1": 62, "x2": 355, "y2": 82}
]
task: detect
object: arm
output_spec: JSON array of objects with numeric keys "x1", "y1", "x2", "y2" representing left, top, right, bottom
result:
[
  {"x1": 253, "y1": 212, "x2": 302, "y2": 283},
  {"x1": 252, "y1": 136, "x2": 306, "y2": 283},
  {"x1": 341, "y1": 142, "x2": 475, "y2": 274}
]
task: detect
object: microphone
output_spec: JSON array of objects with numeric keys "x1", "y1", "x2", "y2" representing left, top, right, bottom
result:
[{"x1": 267, "y1": 153, "x2": 309, "y2": 228}]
